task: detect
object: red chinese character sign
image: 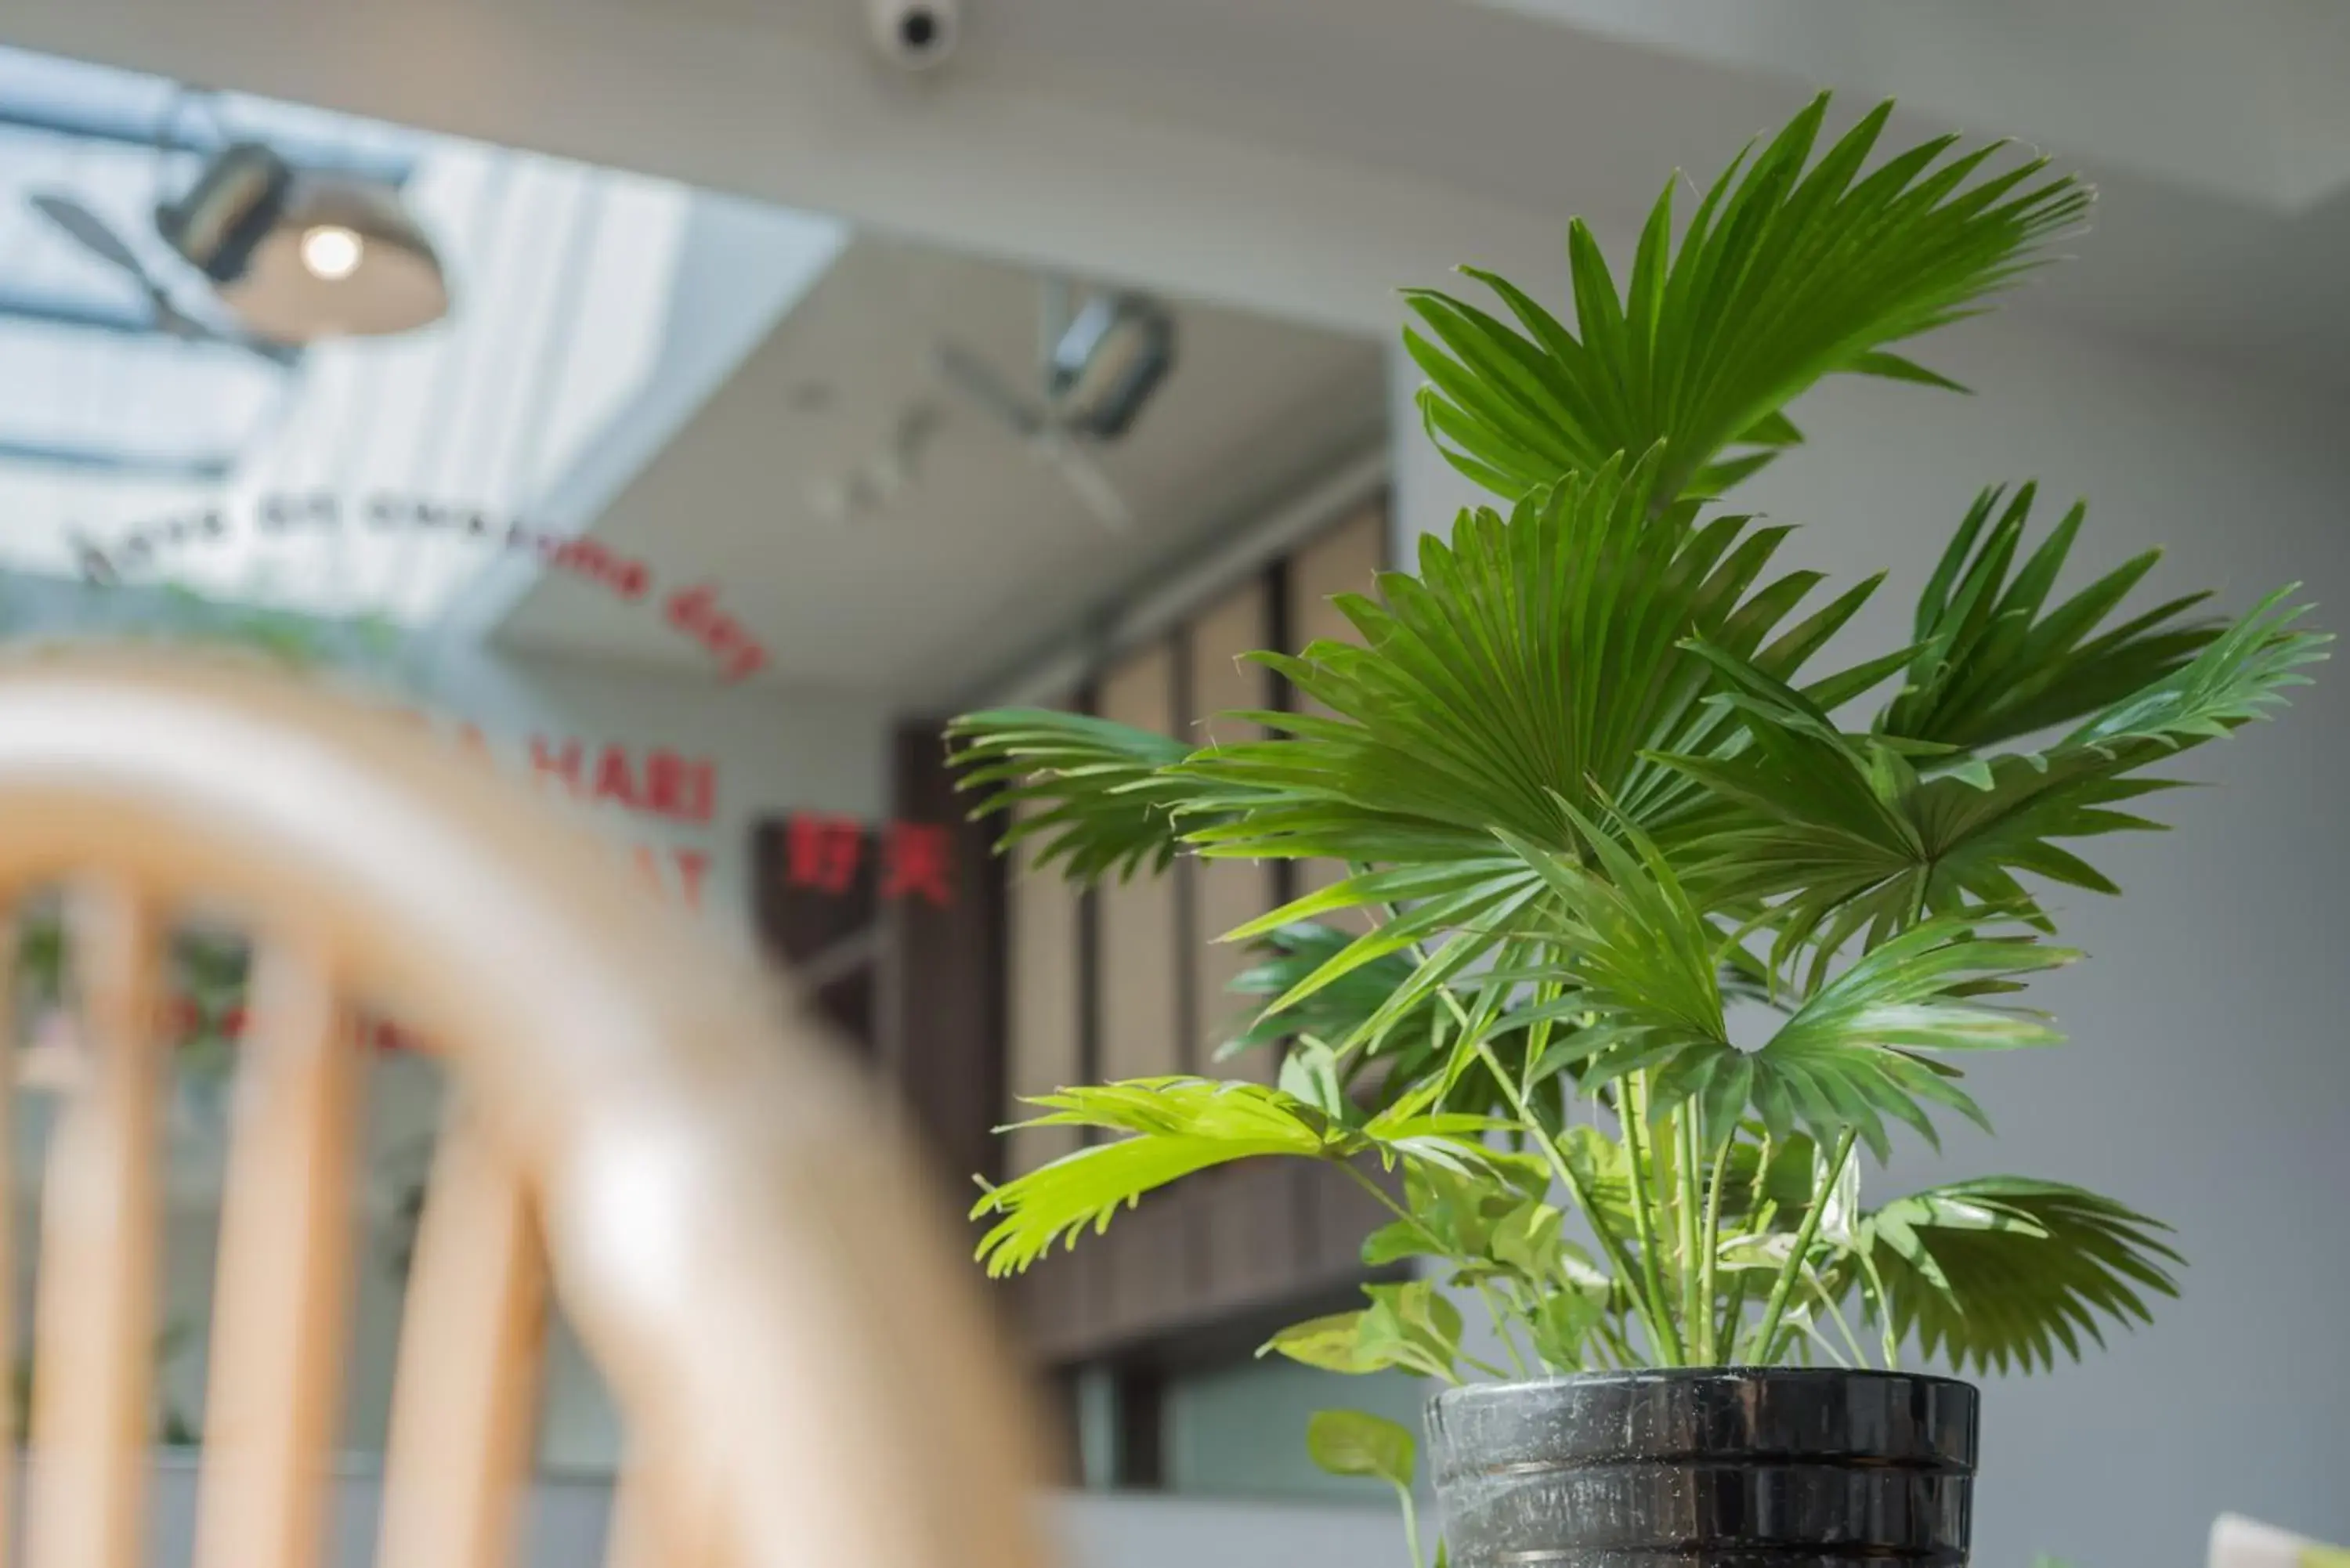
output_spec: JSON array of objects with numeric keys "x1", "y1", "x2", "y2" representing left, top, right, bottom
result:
[
  {"x1": 751, "y1": 808, "x2": 965, "y2": 1057},
  {"x1": 773, "y1": 811, "x2": 956, "y2": 909},
  {"x1": 881, "y1": 821, "x2": 955, "y2": 909},
  {"x1": 787, "y1": 812, "x2": 870, "y2": 895}
]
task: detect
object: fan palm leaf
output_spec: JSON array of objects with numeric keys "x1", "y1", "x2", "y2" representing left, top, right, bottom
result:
[
  {"x1": 1501, "y1": 811, "x2": 2070, "y2": 1158},
  {"x1": 946, "y1": 707, "x2": 1203, "y2": 883},
  {"x1": 1173, "y1": 450, "x2": 1895, "y2": 1035},
  {"x1": 1407, "y1": 96, "x2": 2089, "y2": 505},
  {"x1": 1879, "y1": 483, "x2": 2218, "y2": 749},
  {"x1": 969, "y1": 1076, "x2": 1515, "y2": 1276},
  {"x1": 1661, "y1": 587, "x2": 2328, "y2": 969},
  {"x1": 1860, "y1": 1178, "x2": 2181, "y2": 1374}
]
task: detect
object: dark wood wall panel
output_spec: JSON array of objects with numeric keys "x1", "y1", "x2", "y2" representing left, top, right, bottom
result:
[
  {"x1": 884, "y1": 722, "x2": 1009, "y2": 1194},
  {"x1": 1007, "y1": 802, "x2": 1085, "y2": 1176},
  {"x1": 991, "y1": 492, "x2": 1399, "y2": 1372},
  {"x1": 1285, "y1": 504, "x2": 1388, "y2": 930},
  {"x1": 1094, "y1": 645, "x2": 1184, "y2": 1084},
  {"x1": 1184, "y1": 576, "x2": 1278, "y2": 1081}
]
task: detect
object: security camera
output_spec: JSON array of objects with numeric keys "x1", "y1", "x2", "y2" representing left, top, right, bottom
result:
[{"x1": 868, "y1": 0, "x2": 960, "y2": 70}]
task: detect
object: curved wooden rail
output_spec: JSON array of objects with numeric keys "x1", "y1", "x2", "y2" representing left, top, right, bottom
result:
[{"x1": 0, "y1": 650, "x2": 1046, "y2": 1568}]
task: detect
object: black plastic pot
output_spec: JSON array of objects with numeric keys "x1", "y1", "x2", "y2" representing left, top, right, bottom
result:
[{"x1": 1427, "y1": 1368, "x2": 1979, "y2": 1568}]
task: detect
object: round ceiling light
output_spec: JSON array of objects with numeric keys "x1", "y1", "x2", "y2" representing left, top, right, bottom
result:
[
  {"x1": 158, "y1": 143, "x2": 450, "y2": 345},
  {"x1": 298, "y1": 223, "x2": 364, "y2": 282}
]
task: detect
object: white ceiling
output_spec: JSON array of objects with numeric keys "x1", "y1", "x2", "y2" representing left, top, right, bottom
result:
[
  {"x1": 490, "y1": 234, "x2": 1386, "y2": 706},
  {"x1": 13, "y1": 0, "x2": 2350, "y2": 396},
  {"x1": 9, "y1": 0, "x2": 2350, "y2": 701}
]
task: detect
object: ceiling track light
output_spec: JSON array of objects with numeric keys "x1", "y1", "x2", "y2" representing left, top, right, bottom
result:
[{"x1": 156, "y1": 139, "x2": 450, "y2": 344}]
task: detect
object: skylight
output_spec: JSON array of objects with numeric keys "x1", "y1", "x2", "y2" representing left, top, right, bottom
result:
[{"x1": 0, "y1": 45, "x2": 845, "y2": 627}]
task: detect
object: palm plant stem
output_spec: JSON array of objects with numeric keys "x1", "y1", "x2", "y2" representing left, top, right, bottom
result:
[
  {"x1": 1477, "y1": 1283, "x2": 1533, "y2": 1379},
  {"x1": 1718, "y1": 1267, "x2": 1752, "y2": 1360},
  {"x1": 1857, "y1": 1249, "x2": 1902, "y2": 1369},
  {"x1": 1471, "y1": 1039, "x2": 1675, "y2": 1361},
  {"x1": 1810, "y1": 1272, "x2": 1872, "y2": 1367},
  {"x1": 1615, "y1": 1075, "x2": 1686, "y2": 1364},
  {"x1": 1744, "y1": 1128, "x2": 1857, "y2": 1360},
  {"x1": 1697, "y1": 1127, "x2": 1732, "y2": 1362},
  {"x1": 1675, "y1": 1108, "x2": 1705, "y2": 1356}
]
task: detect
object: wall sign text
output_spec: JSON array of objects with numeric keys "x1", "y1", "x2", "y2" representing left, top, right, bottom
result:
[{"x1": 73, "y1": 491, "x2": 772, "y2": 682}]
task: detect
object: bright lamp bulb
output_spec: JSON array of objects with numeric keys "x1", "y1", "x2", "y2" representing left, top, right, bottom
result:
[{"x1": 299, "y1": 224, "x2": 365, "y2": 281}]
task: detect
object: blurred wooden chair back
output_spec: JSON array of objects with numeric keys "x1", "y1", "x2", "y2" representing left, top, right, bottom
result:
[{"x1": 0, "y1": 652, "x2": 1044, "y2": 1568}]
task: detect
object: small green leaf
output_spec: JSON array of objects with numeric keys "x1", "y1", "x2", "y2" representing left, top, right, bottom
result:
[
  {"x1": 1361, "y1": 1219, "x2": 1437, "y2": 1267},
  {"x1": 1359, "y1": 1281, "x2": 1465, "y2": 1380},
  {"x1": 1489, "y1": 1201, "x2": 1564, "y2": 1277},
  {"x1": 1527, "y1": 1287, "x2": 1607, "y2": 1372},
  {"x1": 1261, "y1": 1311, "x2": 1378, "y2": 1374},
  {"x1": 1305, "y1": 1408, "x2": 1417, "y2": 1491},
  {"x1": 1279, "y1": 1040, "x2": 1351, "y2": 1123}
]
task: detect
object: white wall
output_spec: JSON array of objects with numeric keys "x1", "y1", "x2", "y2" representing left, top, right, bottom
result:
[
  {"x1": 1391, "y1": 315, "x2": 2350, "y2": 1567},
  {"x1": 403, "y1": 635, "x2": 893, "y2": 935}
]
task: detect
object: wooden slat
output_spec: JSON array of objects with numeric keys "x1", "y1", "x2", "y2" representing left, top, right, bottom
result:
[
  {"x1": 0, "y1": 912, "x2": 21, "y2": 1554},
  {"x1": 1094, "y1": 645, "x2": 1181, "y2": 1082},
  {"x1": 1004, "y1": 803, "x2": 1083, "y2": 1177},
  {"x1": 376, "y1": 1115, "x2": 548, "y2": 1568},
  {"x1": 603, "y1": 1444, "x2": 721, "y2": 1568},
  {"x1": 1287, "y1": 503, "x2": 1388, "y2": 667},
  {"x1": 1184, "y1": 577, "x2": 1277, "y2": 1081},
  {"x1": 191, "y1": 939, "x2": 362, "y2": 1568},
  {"x1": 1286, "y1": 504, "x2": 1388, "y2": 931},
  {"x1": 1004, "y1": 688, "x2": 1085, "y2": 1178},
  {"x1": 26, "y1": 880, "x2": 168, "y2": 1568}
]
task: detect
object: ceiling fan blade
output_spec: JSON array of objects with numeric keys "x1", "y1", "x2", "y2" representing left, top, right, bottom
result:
[
  {"x1": 216, "y1": 327, "x2": 303, "y2": 369},
  {"x1": 29, "y1": 191, "x2": 156, "y2": 285},
  {"x1": 1034, "y1": 425, "x2": 1133, "y2": 531},
  {"x1": 934, "y1": 340, "x2": 1043, "y2": 437},
  {"x1": 146, "y1": 294, "x2": 302, "y2": 370}
]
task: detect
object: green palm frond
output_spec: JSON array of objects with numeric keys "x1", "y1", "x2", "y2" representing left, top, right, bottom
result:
[
  {"x1": 946, "y1": 91, "x2": 2316, "y2": 1386},
  {"x1": 1661, "y1": 587, "x2": 2328, "y2": 966},
  {"x1": 1406, "y1": 95, "x2": 2088, "y2": 505},
  {"x1": 969, "y1": 1076, "x2": 1511, "y2": 1276},
  {"x1": 1173, "y1": 450, "x2": 1889, "y2": 1039},
  {"x1": 1178, "y1": 450, "x2": 1882, "y2": 865},
  {"x1": 1220, "y1": 921, "x2": 1596, "y2": 1124},
  {"x1": 1862, "y1": 1178, "x2": 2181, "y2": 1374},
  {"x1": 1878, "y1": 484, "x2": 2218, "y2": 749},
  {"x1": 946, "y1": 708, "x2": 1203, "y2": 883},
  {"x1": 1220, "y1": 923, "x2": 1423, "y2": 1066},
  {"x1": 1505, "y1": 816, "x2": 2070, "y2": 1158},
  {"x1": 1724, "y1": 922, "x2": 2072, "y2": 1157}
]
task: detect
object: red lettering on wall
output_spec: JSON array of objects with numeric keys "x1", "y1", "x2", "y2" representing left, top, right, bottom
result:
[
  {"x1": 591, "y1": 745, "x2": 642, "y2": 811},
  {"x1": 665, "y1": 583, "x2": 715, "y2": 634},
  {"x1": 786, "y1": 813, "x2": 865, "y2": 894},
  {"x1": 530, "y1": 735, "x2": 584, "y2": 794},
  {"x1": 665, "y1": 583, "x2": 770, "y2": 684},
  {"x1": 674, "y1": 848, "x2": 710, "y2": 909},
  {"x1": 643, "y1": 750, "x2": 716, "y2": 826},
  {"x1": 881, "y1": 822, "x2": 955, "y2": 908}
]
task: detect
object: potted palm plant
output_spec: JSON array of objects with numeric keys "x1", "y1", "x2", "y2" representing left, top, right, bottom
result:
[{"x1": 949, "y1": 95, "x2": 2326, "y2": 1568}]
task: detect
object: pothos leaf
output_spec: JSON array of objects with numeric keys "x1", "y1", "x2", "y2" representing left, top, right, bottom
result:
[{"x1": 1305, "y1": 1408, "x2": 1417, "y2": 1491}]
